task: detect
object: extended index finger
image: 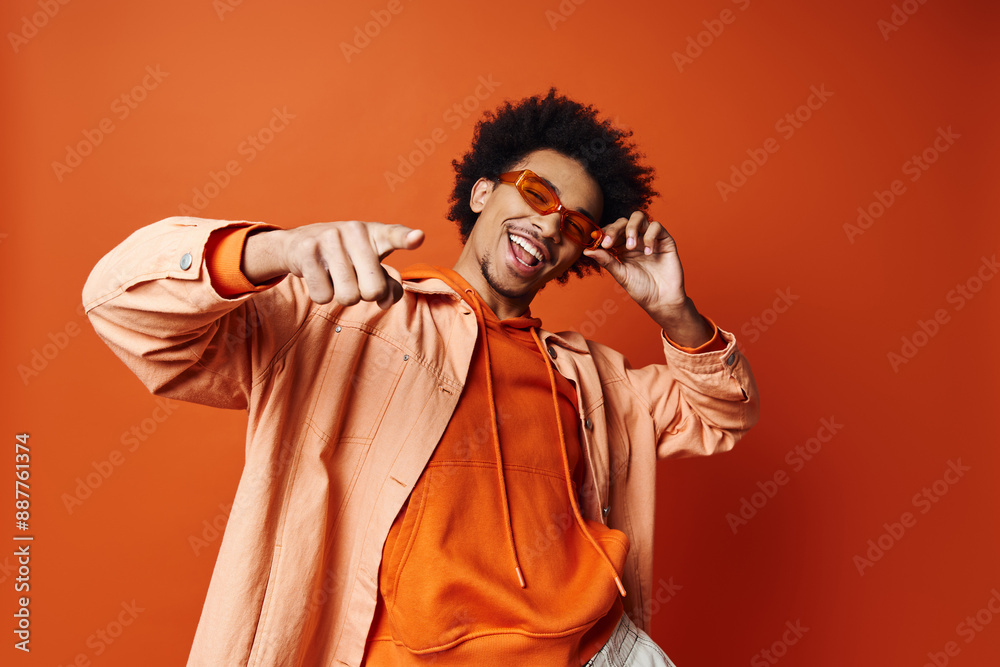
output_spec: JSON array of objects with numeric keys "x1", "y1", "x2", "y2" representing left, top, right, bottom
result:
[{"x1": 374, "y1": 224, "x2": 425, "y2": 261}]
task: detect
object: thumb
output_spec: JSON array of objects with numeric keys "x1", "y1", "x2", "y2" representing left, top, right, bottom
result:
[{"x1": 376, "y1": 224, "x2": 424, "y2": 261}]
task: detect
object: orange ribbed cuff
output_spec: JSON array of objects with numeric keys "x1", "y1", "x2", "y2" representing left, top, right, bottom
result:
[
  {"x1": 205, "y1": 224, "x2": 281, "y2": 298},
  {"x1": 663, "y1": 314, "x2": 726, "y2": 353}
]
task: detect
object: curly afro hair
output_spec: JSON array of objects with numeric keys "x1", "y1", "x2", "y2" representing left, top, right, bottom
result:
[{"x1": 447, "y1": 87, "x2": 658, "y2": 283}]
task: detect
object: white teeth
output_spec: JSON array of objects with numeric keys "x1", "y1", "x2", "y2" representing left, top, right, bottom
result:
[{"x1": 508, "y1": 233, "x2": 543, "y2": 263}]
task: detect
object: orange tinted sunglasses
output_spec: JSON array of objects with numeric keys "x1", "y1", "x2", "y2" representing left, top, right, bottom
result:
[{"x1": 496, "y1": 170, "x2": 605, "y2": 250}]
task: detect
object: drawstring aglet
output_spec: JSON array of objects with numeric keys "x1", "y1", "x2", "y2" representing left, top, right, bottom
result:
[
  {"x1": 515, "y1": 566, "x2": 526, "y2": 589},
  {"x1": 614, "y1": 576, "x2": 626, "y2": 597}
]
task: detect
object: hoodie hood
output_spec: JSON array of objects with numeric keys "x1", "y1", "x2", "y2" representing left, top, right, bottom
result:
[{"x1": 400, "y1": 263, "x2": 540, "y2": 328}]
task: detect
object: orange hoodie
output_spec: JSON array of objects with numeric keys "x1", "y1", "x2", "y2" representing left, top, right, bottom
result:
[{"x1": 363, "y1": 265, "x2": 631, "y2": 666}]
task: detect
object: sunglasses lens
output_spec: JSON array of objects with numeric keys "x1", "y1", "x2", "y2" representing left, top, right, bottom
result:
[
  {"x1": 564, "y1": 213, "x2": 601, "y2": 248},
  {"x1": 519, "y1": 176, "x2": 556, "y2": 212},
  {"x1": 562, "y1": 216, "x2": 586, "y2": 245}
]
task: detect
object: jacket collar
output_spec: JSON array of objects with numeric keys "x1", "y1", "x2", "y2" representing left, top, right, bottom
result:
[{"x1": 401, "y1": 273, "x2": 591, "y2": 355}]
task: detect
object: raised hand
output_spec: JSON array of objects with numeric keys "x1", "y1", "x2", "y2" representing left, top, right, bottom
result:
[
  {"x1": 243, "y1": 221, "x2": 424, "y2": 308},
  {"x1": 583, "y1": 211, "x2": 686, "y2": 317},
  {"x1": 583, "y1": 211, "x2": 714, "y2": 347}
]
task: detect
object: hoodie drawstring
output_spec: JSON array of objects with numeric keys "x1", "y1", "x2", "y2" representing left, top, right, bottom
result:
[
  {"x1": 465, "y1": 288, "x2": 526, "y2": 589},
  {"x1": 455, "y1": 279, "x2": 623, "y2": 597},
  {"x1": 530, "y1": 327, "x2": 627, "y2": 598}
]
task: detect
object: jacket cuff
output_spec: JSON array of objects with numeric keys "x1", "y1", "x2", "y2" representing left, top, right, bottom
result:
[
  {"x1": 660, "y1": 324, "x2": 753, "y2": 402},
  {"x1": 205, "y1": 224, "x2": 283, "y2": 299},
  {"x1": 663, "y1": 315, "x2": 726, "y2": 353}
]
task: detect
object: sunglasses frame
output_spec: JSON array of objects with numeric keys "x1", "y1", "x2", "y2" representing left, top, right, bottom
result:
[{"x1": 495, "y1": 169, "x2": 606, "y2": 250}]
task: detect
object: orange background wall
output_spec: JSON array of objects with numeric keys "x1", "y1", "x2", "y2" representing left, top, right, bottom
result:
[{"x1": 3, "y1": 0, "x2": 998, "y2": 665}]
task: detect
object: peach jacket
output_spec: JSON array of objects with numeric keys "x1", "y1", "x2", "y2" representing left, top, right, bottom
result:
[{"x1": 82, "y1": 217, "x2": 760, "y2": 666}]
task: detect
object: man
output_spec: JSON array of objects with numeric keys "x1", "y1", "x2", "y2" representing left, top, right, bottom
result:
[{"x1": 84, "y1": 89, "x2": 759, "y2": 666}]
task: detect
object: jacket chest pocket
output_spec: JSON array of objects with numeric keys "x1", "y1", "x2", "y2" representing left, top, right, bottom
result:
[{"x1": 307, "y1": 327, "x2": 410, "y2": 444}]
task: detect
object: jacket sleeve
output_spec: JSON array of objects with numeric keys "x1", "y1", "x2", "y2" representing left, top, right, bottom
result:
[
  {"x1": 82, "y1": 216, "x2": 313, "y2": 410},
  {"x1": 624, "y1": 326, "x2": 759, "y2": 459}
]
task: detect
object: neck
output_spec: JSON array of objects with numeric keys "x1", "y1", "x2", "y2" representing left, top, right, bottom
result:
[{"x1": 452, "y1": 251, "x2": 535, "y2": 321}]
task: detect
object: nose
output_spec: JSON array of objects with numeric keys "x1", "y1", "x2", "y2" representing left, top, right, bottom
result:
[{"x1": 531, "y1": 210, "x2": 563, "y2": 245}]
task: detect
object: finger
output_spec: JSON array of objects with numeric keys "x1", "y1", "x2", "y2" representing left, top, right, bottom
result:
[
  {"x1": 600, "y1": 217, "x2": 630, "y2": 250},
  {"x1": 623, "y1": 211, "x2": 648, "y2": 251},
  {"x1": 340, "y1": 222, "x2": 390, "y2": 302},
  {"x1": 583, "y1": 247, "x2": 625, "y2": 281},
  {"x1": 642, "y1": 220, "x2": 668, "y2": 256},
  {"x1": 374, "y1": 224, "x2": 425, "y2": 261},
  {"x1": 376, "y1": 264, "x2": 405, "y2": 310},
  {"x1": 296, "y1": 243, "x2": 335, "y2": 304},
  {"x1": 319, "y1": 231, "x2": 362, "y2": 306}
]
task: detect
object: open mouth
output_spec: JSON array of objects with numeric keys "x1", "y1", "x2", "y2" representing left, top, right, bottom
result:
[{"x1": 507, "y1": 232, "x2": 545, "y2": 270}]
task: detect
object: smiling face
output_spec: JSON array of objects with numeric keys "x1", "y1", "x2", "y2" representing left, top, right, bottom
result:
[{"x1": 452, "y1": 148, "x2": 604, "y2": 319}]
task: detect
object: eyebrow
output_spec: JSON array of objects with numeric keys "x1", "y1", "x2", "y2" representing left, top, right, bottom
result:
[{"x1": 540, "y1": 176, "x2": 596, "y2": 221}]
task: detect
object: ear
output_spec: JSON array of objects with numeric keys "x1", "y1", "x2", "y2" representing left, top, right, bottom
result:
[{"x1": 469, "y1": 177, "x2": 496, "y2": 213}]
